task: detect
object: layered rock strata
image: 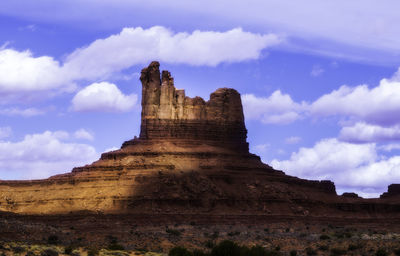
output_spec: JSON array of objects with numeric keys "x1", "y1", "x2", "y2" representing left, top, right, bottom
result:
[
  {"x1": 132, "y1": 61, "x2": 248, "y2": 152},
  {"x1": 0, "y1": 61, "x2": 399, "y2": 220}
]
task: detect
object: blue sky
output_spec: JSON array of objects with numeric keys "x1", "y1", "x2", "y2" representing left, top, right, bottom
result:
[{"x1": 1, "y1": 0, "x2": 400, "y2": 197}]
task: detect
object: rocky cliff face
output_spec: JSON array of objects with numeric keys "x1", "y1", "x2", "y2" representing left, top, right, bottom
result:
[
  {"x1": 0, "y1": 62, "x2": 399, "y2": 220},
  {"x1": 380, "y1": 184, "x2": 400, "y2": 198},
  {"x1": 138, "y1": 61, "x2": 248, "y2": 152}
]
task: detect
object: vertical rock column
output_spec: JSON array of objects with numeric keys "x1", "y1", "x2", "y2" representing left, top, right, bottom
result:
[
  {"x1": 139, "y1": 61, "x2": 161, "y2": 138},
  {"x1": 138, "y1": 61, "x2": 249, "y2": 152}
]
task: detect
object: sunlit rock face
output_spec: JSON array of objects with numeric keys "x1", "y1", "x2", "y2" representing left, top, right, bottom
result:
[{"x1": 0, "y1": 61, "x2": 399, "y2": 220}]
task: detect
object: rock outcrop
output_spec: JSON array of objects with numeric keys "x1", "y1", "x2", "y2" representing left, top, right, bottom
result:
[
  {"x1": 0, "y1": 61, "x2": 399, "y2": 221},
  {"x1": 380, "y1": 184, "x2": 400, "y2": 198},
  {"x1": 342, "y1": 192, "x2": 360, "y2": 198},
  {"x1": 132, "y1": 61, "x2": 248, "y2": 152}
]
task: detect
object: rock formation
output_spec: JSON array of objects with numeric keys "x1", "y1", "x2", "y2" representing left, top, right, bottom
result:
[
  {"x1": 341, "y1": 192, "x2": 360, "y2": 198},
  {"x1": 0, "y1": 61, "x2": 399, "y2": 222},
  {"x1": 380, "y1": 184, "x2": 400, "y2": 198},
  {"x1": 129, "y1": 61, "x2": 248, "y2": 152}
]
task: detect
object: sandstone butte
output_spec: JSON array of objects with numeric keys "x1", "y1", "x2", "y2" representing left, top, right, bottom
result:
[{"x1": 0, "y1": 61, "x2": 400, "y2": 222}]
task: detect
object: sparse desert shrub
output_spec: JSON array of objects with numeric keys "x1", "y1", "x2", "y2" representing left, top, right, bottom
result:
[
  {"x1": 41, "y1": 248, "x2": 59, "y2": 256},
  {"x1": 64, "y1": 246, "x2": 73, "y2": 255},
  {"x1": 333, "y1": 231, "x2": 352, "y2": 239},
  {"x1": 211, "y1": 231, "x2": 219, "y2": 239},
  {"x1": 169, "y1": 246, "x2": 192, "y2": 256},
  {"x1": 192, "y1": 249, "x2": 207, "y2": 256},
  {"x1": 87, "y1": 248, "x2": 99, "y2": 256},
  {"x1": 263, "y1": 249, "x2": 281, "y2": 256},
  {"x1": 330, "y1": 248, "x2": 346, "y2": 256},
  {"x1": 248, "y1": 245, "x2": 268, "y2": 256},
  {"x1": 100, "y1": 250, "x2": 129, "y2": 256},
  {"x1": 105, "y1": 235, "x2": 125, "y2": 251},
  {"x1": 318, "y1": 245, "x2": 329, "y2": 251},
  {"x1": 227, "y1": 231, "x2": 240, "y2": 236},
  {"x1": 210, "y1": 241, "x2": 280, "y2": 256},
  {"x1": 333, "y1": 232, "x2": 344, "y2": 239},
  {"x1": 305, "y1": 247, "x2": 317, "y2": 256},
  {"x1": 289, "y1": 250, "x2": 297, "y2": 256},
  {"x1": 106, "y1": 235, "x2": 118, "y2": 242},
  {"x1": 375, "y1": 248, "x2": 388, "y2": 256},
  {"x1": 344, "y1": 232, "x2": 352, "y2": 238},
  {"x1": 348, "y1": 244, "x2": 361, "y2": 251},
  {"x1": 71, "y1": 249, "x2": 81, "y2": 256},
  {"x1": 166, "y1": 228, "x2": 182, "y2": 236},
  {"x1": 12, "y1": 245, "x2": 26, "y2": 253},
  {"x1": 319, "y1": 234, "x2": 330, "y2": 240},
  {"x1": 108, "y1": 243, "x2": 125, "y2": 251},
  {"x1": 205, "y1": 240, "x2": 215, "y2": 249},
  {"x1": 47, "y1": 235, "x2": 59, "y2": 245},
  {"x1": 394, "y1": 248, "x2": 400, "y2": 256},
  {"x1": 26, "y1": 251, "x2": 36, "y2": 256},
  {"x1": 223, "y1": 176, "x2": 233, "y2": 184},
  {"x1": 211, "y1": 240, "x2": 241, "y2": 256},
  {"x1": 25, "y1": 251, "x2": 36, "y2": 256},
  {"x1": 135, "y1": 248, "x2": 148, "y2": 253}
]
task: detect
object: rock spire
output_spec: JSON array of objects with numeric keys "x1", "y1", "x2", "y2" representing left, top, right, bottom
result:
[{"x1": 139, "y1": 61, "x2": 248, "y2": 152}]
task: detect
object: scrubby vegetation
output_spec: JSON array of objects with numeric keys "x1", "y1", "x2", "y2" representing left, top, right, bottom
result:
[
  {"x1": 169, "y1": 240, "x2": 281, "y2": 256},
  {"x1": 166, "y1": 228, "x2": 182, "y2": 236},
  {"x1": 2, "y1": 225, "x2": 400, "y2": 256}
]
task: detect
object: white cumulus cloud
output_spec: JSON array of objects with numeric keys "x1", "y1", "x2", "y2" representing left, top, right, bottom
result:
[
  {"x1": 285, "y1": 136, "x2": 302, "y2": 144},
  {"x1": 310, "y1": 65, "x2": 324, "y2": 77},
  {"x1": 310, "y1": 78, "x2": 400, "y2": 126},
  {"x1": 0, "y1": 126, "x2": 12, "y2": 139},
  {"x1": 0, "y1": 48, "x2": 74, "y2": 100},
  {"x1": 379, "y1": 143, "x2": 400, "y2": 152},
  {"x1": 71, "y1": 82, "x2": 137, "y2": 112},
  {"x1": 242, "y1": 91, "x2": 307, "y2": 124},
  {"x1": 0, "y1": 130, "x2": 98, "y2": 180},
  {"x1": 339, "y1": 122, "x2": 400, "y2": 143},
  {"x1": 393, "y1": 67, "x2": 400, "y2": 81},
  {"x1": 3, "y1": 1, "x2": 400, "y2": 64},
  {"x1": 0, "y1": 27, "x2": 281, "y2": 102},
  {"x1": 252, "y1": 143, "x2": 270, "y2": 154},
  {"x1": 242, "y1": 67, "x2": 400, "y2": 129},
  {"x1": 63, "y1": 26, "x2": 282, "y2": 80},
  {"x1": 74, "y1": 128, "x2": 94, "y2": 141},
  {"x1": 0, "y1": 107, "x2": 45, "y2": 117},
  {"x1": 271, "y1": 138, "x2": 400, "y2": 198}
]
